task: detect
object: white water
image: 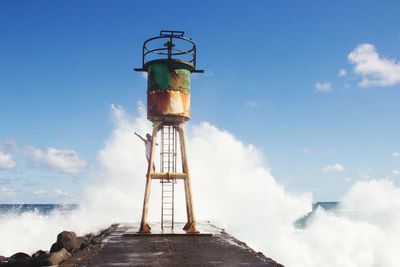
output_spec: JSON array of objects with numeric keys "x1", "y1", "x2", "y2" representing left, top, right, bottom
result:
[{"x1": 1, "y1": 104, "x2": 400, "y2": 267}]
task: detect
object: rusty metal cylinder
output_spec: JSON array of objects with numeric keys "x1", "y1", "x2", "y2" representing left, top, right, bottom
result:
[{"x1": 146, "y1": 59, "x2": 193, "y2": 122}]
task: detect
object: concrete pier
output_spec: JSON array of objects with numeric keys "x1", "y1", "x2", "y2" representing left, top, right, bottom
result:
[{"x1": 60, "y1": 222, "x2": 283, "y2": 266}]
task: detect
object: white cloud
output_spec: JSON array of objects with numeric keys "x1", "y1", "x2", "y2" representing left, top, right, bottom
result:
[
  {"x1": 392, "y1": 152, "x2": 400, "y2": 157},
  {"x1": 140, "y1": 72, "x2": 147, "y2": 79},
  {"x1": 348, "y1": 43, "x2": 400, "y2": 87},
  {"x1": 26, "y1": 147, "x2": 87, "y2": 175},
  {"x1": 33, "y1": 190, "x2": 47, "y2": 196},
  {"x1": 359, "y1": 171, "x2": 371, "y2": 180},
  {"x1": 315, "y1": 82, "x2": 333, "y2": 93},
  {"x1": 322, "y1": 163, "x2": 345, "y2": 173},
  {"x1": 338, "y1": 68, "x2": 347, "y2": 77},
  {"x1": 245, "y1": 100, "x2": 260, "y2": 108},
  {"x1": 33, "y1": 188, "x2": 76, "y2": 199},
  {"x1": 0, "y1": 187, "x2": 16, "y2": 199},
  {"x1": 391, "y1": 170, "x2": 400, "y2": 177},
  {"x1": 53, "y1": 188, "x2": 75, "y2": 198},
  {"x1": 302, "y1": 148, "x2": 312, "y2": 154},
  {"x1": 0, "y1": 151, "x2": 17, "y2": 171}
]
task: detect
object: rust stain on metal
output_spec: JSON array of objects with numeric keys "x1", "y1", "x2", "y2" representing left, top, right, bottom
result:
[{"x1": 147, "y1": 90, "x2": 190, "y2": 121}]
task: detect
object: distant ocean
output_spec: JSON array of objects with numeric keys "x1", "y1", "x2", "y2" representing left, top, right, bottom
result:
[
  {"x1": 0, "y1": 203, "x2": 338, "y2": 228},
  {"x1": 0, "y1": 204, "x2": 78, "y2": 215},
  {"x1": 294, "y1": 202, "x2": 339, "y2": 228}
]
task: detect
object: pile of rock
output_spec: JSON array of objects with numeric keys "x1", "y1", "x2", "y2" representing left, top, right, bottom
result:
[{"x1": 0, "y1": 231, "x2": 97, "y2": 267}]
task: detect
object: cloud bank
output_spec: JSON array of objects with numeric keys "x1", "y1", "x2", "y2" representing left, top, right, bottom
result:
[{"x1": 25, "y1": 147, "x2": 87, "y2": 175}]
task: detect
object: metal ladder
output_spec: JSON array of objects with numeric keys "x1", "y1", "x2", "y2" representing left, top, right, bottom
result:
[{"x1": 160, "y1": 125, "x2": 177, "y2": 231}]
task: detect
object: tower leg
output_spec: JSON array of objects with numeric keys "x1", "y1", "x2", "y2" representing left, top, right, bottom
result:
[
  {"x1": 177, "y1": 124, "x2": 199, "y2": 234},
  {"x1": 139, "y1": 123, "x2": 160, "y2": 233}
]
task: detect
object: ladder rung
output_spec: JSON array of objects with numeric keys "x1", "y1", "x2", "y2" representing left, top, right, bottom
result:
[{"x1": 161, "y1": 126, "x2": 176, "y2": 228}]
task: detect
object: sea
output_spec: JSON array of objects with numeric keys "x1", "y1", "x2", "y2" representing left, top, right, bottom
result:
[
  {"x1": 294, "y1": 201, "x2": 339, "y2": 228},
  {"x1": 0, "y1": 202, "x2": 338, "y2": 228},
  {"x1": 0, "y1": 204, "x2": 78, "y2": 216}
]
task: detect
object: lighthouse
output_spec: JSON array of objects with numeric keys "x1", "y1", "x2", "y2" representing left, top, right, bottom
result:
[{"x1": 134, "y1": 30, "x2": 203, "y2": 234}]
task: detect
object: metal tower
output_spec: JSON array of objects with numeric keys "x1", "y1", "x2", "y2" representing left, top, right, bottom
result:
[{"x1": 134, "y1": 30, "x2": 203, "y2": 234}]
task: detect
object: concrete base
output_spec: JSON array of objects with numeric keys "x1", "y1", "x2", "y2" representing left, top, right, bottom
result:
[{"x1": 60, "y1": 221, "x2": 283, "y2": 267}]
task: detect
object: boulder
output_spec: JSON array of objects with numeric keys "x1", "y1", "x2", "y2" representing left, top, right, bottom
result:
[
  {"x1": 0, "y1": 256, "x2": 7, "y2": 263},
  {"x1": 31, "y1": 250, "x2": 47, "y2": 258},
  {"x1": 49, "y1": 242, "x2": 58, "y2": 253},
  {"x1": 33, "y1": 248, "x2": 71, "y2": 266},
  {"x1": 77, "y1": 236, "x2": 89, "y2": 249},
  {"x1": 5, "y1": 252, "x2": 34, "y2": 267},
  {"x1": 50, "y1": 231, "x2": 80, "y2": 253},
  {"x1": 44, "y1": 248, "x2": 71, "y2": 265},
  {"x1": 77, "y1": 233, "x2": 95, "y2": 249},
  {"x1": 10, "y1": 252, "x2": 30, "y2": 261}
]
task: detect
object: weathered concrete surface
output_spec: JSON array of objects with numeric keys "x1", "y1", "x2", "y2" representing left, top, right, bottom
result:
[{"x1": 61, "y1": 222, "x2": 283, "y2": 267}]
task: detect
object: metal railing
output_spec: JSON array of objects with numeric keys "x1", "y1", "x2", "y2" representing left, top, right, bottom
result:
[{"x1": 135, "y1": 30, "x2": 203, "y2": 73}]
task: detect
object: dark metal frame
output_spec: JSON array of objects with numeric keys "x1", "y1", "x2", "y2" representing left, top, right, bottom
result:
[{"x1": 134, "y1": 30, "x2": 204, "y2": 73}]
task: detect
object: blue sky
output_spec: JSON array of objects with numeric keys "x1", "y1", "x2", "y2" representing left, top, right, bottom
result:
[{"x1": 1, "y1": 0, "x2": 400, "y2": 203}]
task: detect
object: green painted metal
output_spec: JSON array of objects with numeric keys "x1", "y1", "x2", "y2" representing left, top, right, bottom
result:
[{"x1": 147, "y1": 61, "x2": 191, "y2": 93}]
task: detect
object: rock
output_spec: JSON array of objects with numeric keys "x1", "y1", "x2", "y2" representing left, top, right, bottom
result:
[
  {"x1": 0, "y1": 256, "x2": 7, "y2": 263},
  {"x1": 50, "y1": 231, "x2": 80, "y2": 253},
  {"x1": 49, "y1": 242, "x2": 58, "y2": 253},
  {"x1": 5, "y1": 252, "x2": 34, "y2": 267},
  {"x1": 33, "y1": 248, "x2": 71, "y2": 266},
  {"x1": 31, "y1": 250, "x2": 47, "y2": 258},
  {"x1": 77, "y1": 236, "x2": 88, "y2": 249},
  {"x1": 10, "y1": 252, "x2": 30, "y2": 261},
  {"x1": 85, "y1": 233, "x2": 95, "y2": 241},
  {"x1": 77, "y1": 233, "x2": 95, "y2": 249},
  {"x1": 46, "y1": 248, "x2": 71, "y2": 265},
  {"x1": 91, "y1": 236, "x2": 102, "y2": 245}
]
